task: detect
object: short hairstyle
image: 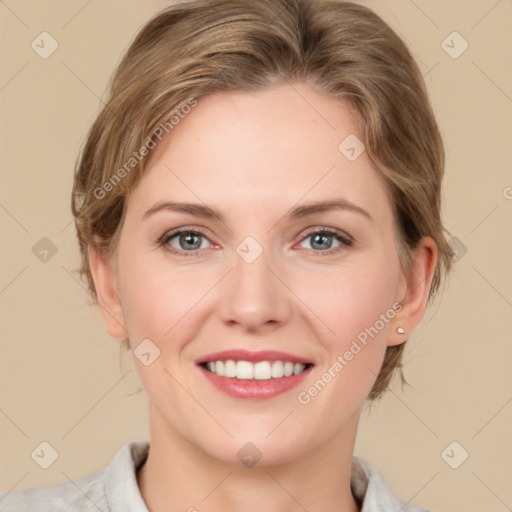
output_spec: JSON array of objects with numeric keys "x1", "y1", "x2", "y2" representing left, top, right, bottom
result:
[{"x1": 71, "y1": 0, "x2": 454, "y2": 401}]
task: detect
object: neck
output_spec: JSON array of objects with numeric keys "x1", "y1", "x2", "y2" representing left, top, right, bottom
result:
[{"x1": 137, "y1": 404, "x2": 361, "y2": 512}]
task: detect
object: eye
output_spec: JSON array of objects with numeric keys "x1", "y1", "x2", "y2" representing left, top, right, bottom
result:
[
  {"x1": 158, "y1": 226, "x2": 353, "y2": 257},
  {"x1": 298, "y1": 228, "x2": 353, "y2": 254},
  {"x1": 159, "y1": 228, "x2": 213, "y2": 256}
]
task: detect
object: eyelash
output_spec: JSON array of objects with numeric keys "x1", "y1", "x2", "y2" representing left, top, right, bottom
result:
[{"x1": 158, "y1": 227, "x2": 354, "y2": 257}]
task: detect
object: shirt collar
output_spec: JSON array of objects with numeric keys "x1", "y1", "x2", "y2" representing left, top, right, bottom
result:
[
  {"x1": 105, "y1": 440, "x2": 423, "y2": 512},
  {"x1": 104, "y1": 440, "x2": 149, "y2": 511}
]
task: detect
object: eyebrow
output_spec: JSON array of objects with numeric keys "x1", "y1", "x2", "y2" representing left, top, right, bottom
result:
[{"x1": 143, "y1": 198, "x2": 372, "y2": 222}]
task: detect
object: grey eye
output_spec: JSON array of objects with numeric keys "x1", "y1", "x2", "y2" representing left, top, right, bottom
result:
[{"x1": 166, "y1": 231, "x2": 211, "y2": 251}]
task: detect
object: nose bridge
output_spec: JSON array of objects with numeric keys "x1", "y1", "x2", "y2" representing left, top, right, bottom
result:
[{"x1": 217, "y1": 237, "x2": 291, "y2": 330}]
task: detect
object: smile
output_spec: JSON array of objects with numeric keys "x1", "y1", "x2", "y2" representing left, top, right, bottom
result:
[
  {"x1": 196, "y1": 349, "x2": 314, "y2": 400},
  {"x1": 201, "y1": 360, "x2": 311, "y2": 380}
]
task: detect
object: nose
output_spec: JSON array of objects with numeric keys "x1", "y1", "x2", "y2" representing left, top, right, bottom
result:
[{"x1": 217, "y1": 245, "x2": 293, "y2": 333}]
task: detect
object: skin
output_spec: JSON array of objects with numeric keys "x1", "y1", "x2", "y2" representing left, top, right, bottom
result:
[{"x1": 89, "y1": 82, "x2": 437, "y2": 512}]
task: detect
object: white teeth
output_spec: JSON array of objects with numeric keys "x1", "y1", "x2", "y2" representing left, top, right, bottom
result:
[
  {"x1": 236, "y1": 361, "x2": 253, "y2": 380},
  {"x1": 293, "y1": 363, "x2": 305, "y2": 375},
  {"x1": 254, "y1": 361, "x2": 272, "y2": 380},
  {"x1": 271, "y1": 360, "x2": 284, "y2": 378},
  {"x1": 224, "y1": 359, "x2": 236, "y2": 377},
  {"x1": 203, "y1": 359, "x2": 309, "y2": 380}
]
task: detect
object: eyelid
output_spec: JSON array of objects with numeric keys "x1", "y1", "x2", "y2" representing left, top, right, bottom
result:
[
  {"x1": 158, "y1": 226, "x2": 216, "y2": 251},
  {"x1": 299, "y1": 226, "x2": 353, "y2": 243},
  {"x1": 293, "y1": 226, "x2": 354, "y2": 255},
  {"x1": 158, "y1": 225, "x2": 354, "y2": 256}
]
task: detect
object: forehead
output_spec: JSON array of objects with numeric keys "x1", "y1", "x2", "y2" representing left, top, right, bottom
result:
[{"x1": 128, "y1": 82, "x2": 392, "y2": 223}]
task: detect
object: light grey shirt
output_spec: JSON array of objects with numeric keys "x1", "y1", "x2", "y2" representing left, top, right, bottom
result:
[{"x1": 0, "y1": 440, "x2": 430, "y2": 511}]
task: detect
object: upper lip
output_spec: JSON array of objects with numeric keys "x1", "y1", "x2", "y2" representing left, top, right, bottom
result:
[{"x1": 196, "y1": 349, "x2": 313, "y2": 365}]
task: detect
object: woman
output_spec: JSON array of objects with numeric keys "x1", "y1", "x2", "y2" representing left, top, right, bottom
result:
[{"x1": 0, "y1": 0, "x2": 453, "y2": 510}]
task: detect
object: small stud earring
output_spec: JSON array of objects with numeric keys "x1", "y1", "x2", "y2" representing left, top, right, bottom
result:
[{"x1": 396, "y1": 327, "x2": 405, "y2": 334}]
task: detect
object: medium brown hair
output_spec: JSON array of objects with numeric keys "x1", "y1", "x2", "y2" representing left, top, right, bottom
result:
[{"x1": 72, "y1": 0, "x2": 453, "y2": 401}]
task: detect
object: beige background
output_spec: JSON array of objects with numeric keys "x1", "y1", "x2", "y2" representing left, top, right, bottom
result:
[{"x1": 1, "y1": 1, "x2": 511, "y2": 511}]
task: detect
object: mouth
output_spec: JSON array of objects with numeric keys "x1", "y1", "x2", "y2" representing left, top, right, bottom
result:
[
  {"x1": 196, "y1": 349, "x2": 314, "y2": 399},
  {"x1": 199, "y1": 360, "x2": 313, "y2": 380}
]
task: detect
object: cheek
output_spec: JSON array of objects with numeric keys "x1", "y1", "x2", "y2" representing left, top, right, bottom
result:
[
  {"x1": 303, "y1": 258, "x2": 400, "y2": 346},
  {"x1": 294, "y1": 266, "x2": 399, "y2": 415},
  {"x1": 299, "y1": 254, "x2": 401, "y2": 401},
  {"x1": 118, "y1": 253, "x2": 215, "y2": 346}
]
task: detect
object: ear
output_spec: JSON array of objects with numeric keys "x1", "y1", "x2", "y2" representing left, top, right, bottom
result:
[
  {"x1": 387, "y1": 237, "x2": 438, "y2": 347},
  {"x1": 88, "y1": 243, "x2": 129, "y2": 339}
]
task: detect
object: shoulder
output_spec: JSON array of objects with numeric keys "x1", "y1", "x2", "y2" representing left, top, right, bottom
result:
[
  {"x1": 351, "y1": 456, "x2": 432, "y2": 512},
  {"x1": 0, "y1": 468, "x2": 109, "y2": 512},
  {"x1": 0, "y1": 440, "x2": 150, "y2": 512}
]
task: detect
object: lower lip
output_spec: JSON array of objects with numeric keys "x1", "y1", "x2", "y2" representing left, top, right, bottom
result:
[{"x1": 198, "y1": 365, "x2": 313, "y2": 400}]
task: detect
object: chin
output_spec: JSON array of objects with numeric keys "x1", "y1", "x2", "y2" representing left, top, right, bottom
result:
[{"x1": 204, "y1": 437, "x2": 305, "y2": 468}]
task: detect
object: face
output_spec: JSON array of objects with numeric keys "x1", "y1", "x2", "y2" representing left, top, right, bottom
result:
[{"x1": 92, "y1": 82, "x2": 434, "y2": 466}]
